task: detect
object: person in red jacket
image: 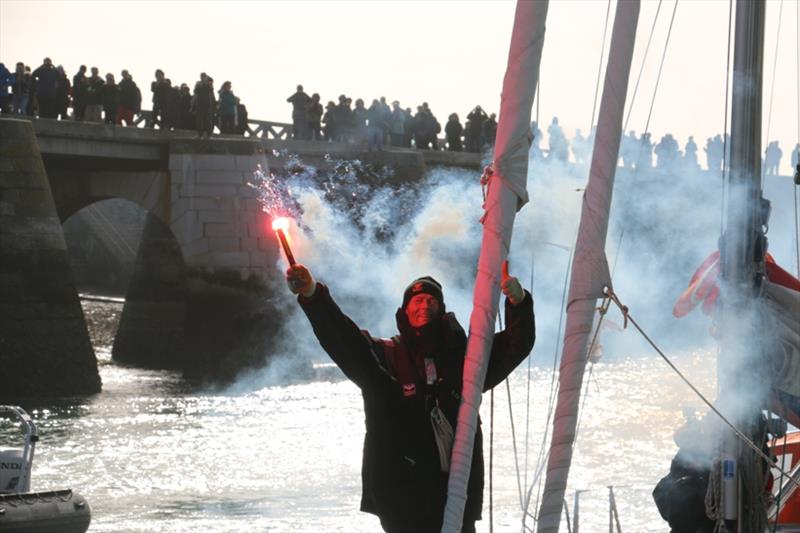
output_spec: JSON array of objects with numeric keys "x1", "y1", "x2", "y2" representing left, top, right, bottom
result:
[{"x1": 286, "y1": 262, "x2": 535, "y2": 532}]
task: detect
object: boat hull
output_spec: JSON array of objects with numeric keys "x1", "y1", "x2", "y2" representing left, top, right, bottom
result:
[{"x1": 0, "y1": 489, "x2": 90, "y2": 533}]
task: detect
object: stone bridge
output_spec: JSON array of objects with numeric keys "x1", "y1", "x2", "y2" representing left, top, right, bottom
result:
[{"x1": 0, "y1": 117, "x2": 482, "y2": 397}]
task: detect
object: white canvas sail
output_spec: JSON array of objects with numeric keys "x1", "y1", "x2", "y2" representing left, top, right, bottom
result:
[
  {"x1": 536, "y1": 2, "x2": 640, "y2": 531},
  {"x1": 440, "y1": 1, "x2": 548, "y2": 531}
]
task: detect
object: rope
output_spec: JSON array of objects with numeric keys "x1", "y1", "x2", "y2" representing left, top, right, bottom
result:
[
  {"x1": 521, "y1": 248, "x2": 573, "y2": 532},
  {"x1": 635, "y1": 0, "x2": 679, "y2": 169},
  {"x1": 761, "y1": 0, "x2": 784, "y2": 189},
  {"x1": 770, "y1": 419, "x2": 790, "y2": 533},
  {"x1": 623, "y1": 0, "x2": 663, "y2": 132},
  {"x1": 603, "y1": 288, "x2": 800, "y2": 488},
  {"x1": 590, "y1": 0, "x2": 614, "y2": 132},
  {"x1": 720, "y1": 0, "x2": 734, "y2": 235},
  {"x1": 795, "y1": 0, "x2": 800, "y2": 277},
  {"x1": 506, "y1": 378, "x2": 525, "y2": 510},
  {"x1": 490, "y1": 386, "x2": 494, "y2": 533}
]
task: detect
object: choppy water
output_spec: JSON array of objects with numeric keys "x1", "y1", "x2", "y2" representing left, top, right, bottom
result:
[{"x1": 0, "y1": 300, "x2": 720, "y2": 532}]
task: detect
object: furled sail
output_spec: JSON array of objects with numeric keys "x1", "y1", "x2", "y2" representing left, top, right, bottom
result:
[
  {"x1": 440, "y1": 1, "x2": 548, "y2": 531},
  {"x1": 536, "y1": 2, "x2": 640, "y2": 531}
]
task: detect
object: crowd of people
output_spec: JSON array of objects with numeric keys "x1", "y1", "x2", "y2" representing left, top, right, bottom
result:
[
  {"x1": 0, "y1": 59, "x2": 249, "y2": 138},
  {"x1": 2, "y1": 60, "x2": 797, "y2": 170},
  {"x1": 286, "y1": 85, "x2": 497, "y2": 153},
  {"x1": 532, "y1": 116, "x2": 800, "y2": 175}
]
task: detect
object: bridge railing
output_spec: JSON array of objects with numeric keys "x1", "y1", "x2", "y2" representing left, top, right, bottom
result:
[{"x1": 132, "y1": 111, "x2": 292, "y2": 140}]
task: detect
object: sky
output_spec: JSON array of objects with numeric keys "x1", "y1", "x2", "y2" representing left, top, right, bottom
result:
[{"x1": 1, "y1": 0, "x2": 799, "y2": 172}]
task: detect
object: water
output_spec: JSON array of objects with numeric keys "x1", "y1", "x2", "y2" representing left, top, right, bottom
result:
[{"x1": 0, "y1": 300, "x2": 717, "y2": 532}]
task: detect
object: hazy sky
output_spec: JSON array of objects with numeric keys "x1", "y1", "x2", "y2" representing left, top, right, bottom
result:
[{"x1": 2, "y1": 0, "x2": 798, "y2": 169}]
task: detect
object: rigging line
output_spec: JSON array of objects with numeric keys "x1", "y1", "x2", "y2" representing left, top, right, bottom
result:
[
  {"x1": 641, "y1": 0, "x2": 679, "y2": 139},
  {"x1": 623, "y1": 0, "x2": 664, "y2": 132},
  {"x1": 771, "y1": 415, "x2": 790, "y2": 533},
  {"x1": 603, "y1": 289, "x2": 800, "y2": 489},
  {"x1": 720, "y1": 0, "x2": 734, "y2": 236},
  {"x1": 761, "y1": 0, "x2": 785, "y2": 189},
  {"x1": 525, "y1": 248, "x2": 573, "y2": 523},
  {"x1": 506, "y1": 378, "x2": 525, "y2": 510},
  {"x1": 590, "y1": 0, "x2": 614, "y2": 132},
  {"x1": 795, "y1": 0, "x2": 800, "y2": 278},
  {"x1": 632, "y1": 0, "x2": 679, "y2": 173},
  {"x1": 490, "y1": 386, "x2": 494, "y2": 533},
  {"x1": 524, "y1": 248, "x2": 536, "y2": 493}
]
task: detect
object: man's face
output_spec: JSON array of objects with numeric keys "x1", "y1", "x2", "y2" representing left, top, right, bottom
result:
[{"x1": 405, "y1": 293, "x2": 441, "y2": 328}]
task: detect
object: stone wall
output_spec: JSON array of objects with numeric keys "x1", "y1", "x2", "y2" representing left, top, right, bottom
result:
[
  {"x1": 113, "y1": 139, "x2": 288, "y2": 381},
  {"x1": 0, "y1": 118, "x2": 100, "y2": 397}
]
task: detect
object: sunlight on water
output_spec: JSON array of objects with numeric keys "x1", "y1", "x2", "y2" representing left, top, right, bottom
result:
[{"x1": 8, "y1": 302, "x2": 717, "y2": 532}]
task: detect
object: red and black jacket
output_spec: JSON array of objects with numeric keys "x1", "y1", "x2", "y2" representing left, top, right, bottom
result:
[{"x1": 299, "y1": 283, "x2": 535, "y2": 529}]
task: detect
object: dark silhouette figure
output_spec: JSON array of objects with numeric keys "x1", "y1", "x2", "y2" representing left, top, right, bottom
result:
[
  {"x1": 84, "y1": 67, "x2": 104, "y2": 122},
  {"x1": 307, "y1": 93, "x2": 323, "y2": 141},
  {"x1": 71, "y1": 65, "x2": 87, "y2": 120},
  {"x1": 465, "y1": 105, "x2": 487, "y2": 152},
  {"x1": 101, "y1": 73, "x2": 119, "y2": 125},
  {"x1": 151, "y1": 69, "x2": 169, "y2": 128},
  {"x1": 445, "y1": 113, "x2": 463, "y2": 152},
  {"x1": 54, "y1": 65, "x2": 71, "y2": 120},
  {"x1": 482, "y1": 113, "x2": 498, "y2": 148},
  {"x1": 287, "y1": 84, "x2": 311, "y2": 140},
  {"x1": 117, "y1": 70, "x2": 141, "y2": 126},
  {"x1": 218, "y1": 81, "x2": 237, "y2": 134},
  {"x1": 32, "y1": 57, "x2": 59, "y2": 118},
  {"x1": 194, "y1": 73, "x2": 215, "y2": 138},
  {"x1": 11, "y1": 63, "x2": 31, "y2": 116}
]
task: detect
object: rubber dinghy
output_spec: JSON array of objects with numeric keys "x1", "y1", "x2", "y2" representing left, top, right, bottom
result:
[{"x1": 0, "y1": 405, "x2": 91, "y2": 533}]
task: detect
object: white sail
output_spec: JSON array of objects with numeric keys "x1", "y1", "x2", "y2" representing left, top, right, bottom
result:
[
  {"x1": 536, "y1": 2, "x2": 640, "y2": 532},
  {"x1": 440, "y1": 1, "x2": 548, "y2": 531}
]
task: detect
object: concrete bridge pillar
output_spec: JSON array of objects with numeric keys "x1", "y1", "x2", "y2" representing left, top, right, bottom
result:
[
  {"x1": 113, "y1": 139, "x2": 286, "y2": 381},
  {"x1": 0, "y1": 118, "x2": 100, "y2": 397}
]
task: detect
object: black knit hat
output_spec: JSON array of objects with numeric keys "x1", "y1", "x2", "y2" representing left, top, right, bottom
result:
[{"x1": 402, "y1": 276, "x2": 444, "y2": 310}]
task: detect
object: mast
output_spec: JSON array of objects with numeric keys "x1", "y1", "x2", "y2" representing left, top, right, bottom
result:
[
  {"x1": 718, "y1": 1, "x2": 767, "y2": 530},
  {"x1": 440, "y1": 1, "x2": 548, "y2": 531},
  {"x1": 536, "y1": 2, "x2": 640, "y2": 531}
]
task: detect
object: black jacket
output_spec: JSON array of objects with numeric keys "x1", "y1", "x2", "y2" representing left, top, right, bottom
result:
[{"x1": 299, "y1": 283, "x2": 535, "y2": 529}]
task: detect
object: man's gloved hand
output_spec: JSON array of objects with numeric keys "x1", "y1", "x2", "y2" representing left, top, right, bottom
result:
[
  {"x1": 286, "y1": 264, "x2": 316, "y2": 298},
  {"x1": 501, "y1": 260, "x2": 524, "y2": 306}
]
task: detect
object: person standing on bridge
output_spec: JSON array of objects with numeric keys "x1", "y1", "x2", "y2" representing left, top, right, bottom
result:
[
  {"x1": 151, "y1": 70, "x2": 169, "y2": 129},
  {"x1": 194, "y1": 73, "x2": 215, "y2": 138},
  {"x1": 84, "y1": 67, "x2": 104, "y2": 123},
  {"x1": 117, "y1": 70, "x2": 141, "y2": 127},
  {"x1": 218, "y1": 81, "x2": 237, "y2": 134},
  {"x1": 284, "y1": 263, "x2": 535, "y2": 532},
  {"x1": 32, "y1": 57, "x2": 59, "y2": 119},
  {"x1": 72, "y1": 66, "x2": 87, "y2": 121},
  {"x1": 306, "y1": 93, "x2": 323, "y2": 141},
  {"x1": 287, "y1": 84, "x2": 310, "y2": 140}
]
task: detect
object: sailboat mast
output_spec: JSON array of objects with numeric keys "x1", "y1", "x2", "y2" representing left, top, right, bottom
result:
[
  {"x1": 440, "y1": 1, "x2": 548, "y2": 531},
  {"x1": 718, "y1": 0, "x2": 767, "y2": 530},
  {"x1": 536, "y1": 2, "x2": 640, "y2": 531}
]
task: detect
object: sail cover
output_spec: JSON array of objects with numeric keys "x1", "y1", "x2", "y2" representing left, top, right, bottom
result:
[
  {"x1": 440, "y1": 1, "x2": 548, "y2": 531},
  {"x1": 536, "y1": 2, "x2": 640, "y2": 532}
]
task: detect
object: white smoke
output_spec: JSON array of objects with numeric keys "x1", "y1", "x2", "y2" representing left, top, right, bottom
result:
[{"x1": 230, "y1": 138, "x2": 797, "y2": 393}]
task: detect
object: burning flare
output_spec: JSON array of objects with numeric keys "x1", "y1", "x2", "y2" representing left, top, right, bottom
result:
[{"x1": 271, "y1": 216, "x2": 296, "y2": 266}]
